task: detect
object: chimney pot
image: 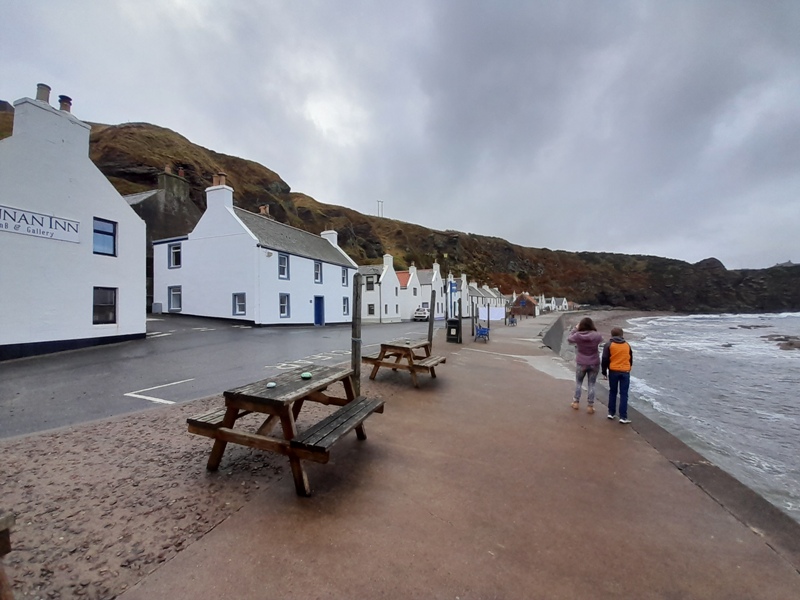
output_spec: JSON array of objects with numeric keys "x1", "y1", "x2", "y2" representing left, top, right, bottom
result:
[
  {"x1": 165, "y1": 164, "x2": 172, "y2": 174},
  {"x1": 58, "y1": 95, "x2": 72, "y2": 112},
  {"x1": 212, "y1": 174, "x2": 220, "y2": 186},
  {"x1": 36, "y1": 83, "x2": 51, "y2": 103},
  {"x1": 258, "y1": 204, "x2": 270, "y2": 216},
  {"x1": 218, "y1": 172, "x2": 227, "y2": 187},
  {"x1": 178, "y1": 167, "x2": 185, "y2": 177}
]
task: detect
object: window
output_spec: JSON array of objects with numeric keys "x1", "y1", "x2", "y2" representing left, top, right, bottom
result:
[
  {"x1": 341, "y1": 268, "x2": 348, "y2": 286},
  {"x1": 279, "y1": 293, "x2": 290, "y2": 318},
  {"x1": 232, "y1": 293, "x2": 246, "y2": 315},
  {"x1": 168, "y1": 243, "x2": 181, "y2": 268},
  {"x1": 384, "y1": 304, "x2": 388, "y2": 314},
  {"x1": 366, "y1": 276, "x2": 374, "y2": 291},
  {"x1": 395, "y1": 304, "x2": 398, "y2": 314},
  {"x1": 413, "y1": 287, "x2": 418, "y2": 296},
  {"x1": 168, "y1": 286, "x2": 182, "y2": 312},
  {"x1": 93, "y1": 218, "x2": 116, "y2": 256},
  {"x1": 343, "y1": 297, "x2": 350, "y2": 315},
  {"x1": 367, "y1": 303, "x2": 375, "y2": 315},
  {"x1": 314, "y1": 261, "x2": 323, "y2": 283},
  {"x1": 92, "y1": 287, "x2": 116, "y2": 324},
  {"x1": 395, "y1": 287, "x2": 398, "y2": 296},
  {"x1": 278, "y1": 254, "x2": 289, "y2": 279}
]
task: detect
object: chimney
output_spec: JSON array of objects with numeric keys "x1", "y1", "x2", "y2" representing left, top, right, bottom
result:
[
  {"x1": 321, "y1": 230, "x2": 339, "y2": 247},
  {"x1": 58, "y1": 95, "x2": 72, "y2": 112},
  {"x1": 383, "y1": 253, "x2": 393, "y2": 268},
  {"x1": 36, "y1": 83, "x2": 51, "y2": 103},
  {"x1": 205, "y1": 172, "x2": 233, "y2": 209},
  {"x1": 258, "y1": 204, "x2": 270, "y2": 216}
]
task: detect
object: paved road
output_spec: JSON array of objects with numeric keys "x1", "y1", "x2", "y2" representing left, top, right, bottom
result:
[{"x1": 0, "y1": 314, "x2": 443, "y2": 438}]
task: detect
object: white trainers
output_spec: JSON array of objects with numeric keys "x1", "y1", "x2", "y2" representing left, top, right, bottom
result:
[
  {"x1": 607, "y1": 414, "x2": 615, "y2": 420},
  {"x1": 619, "y1": 418, "x2": 631, "y2": 424}
]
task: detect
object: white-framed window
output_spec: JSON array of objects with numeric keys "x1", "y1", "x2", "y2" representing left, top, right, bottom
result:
[
  {"x1": 366, "y1": 276, "x2": 374, "y2": 291},
  {"x1": 92, "y1": 287, "x2": 117, "y2": 324},
  {"x1": 168, "y1": 286, "x2": 182, "y2": 312},
  {"x1": 343, "y1": 297, "x2": 350, "y2": 315},
  {"x1": 314, "y1": 261, "x2": 323, "y2": 283},
  {"x1": 384, "y1": 304, "x2": 388, "y2": 314},
  {"x1": 367, "y1": 303, "x2": 375, "y2": 315},
  {"x1": 93, "y1": 218, "x2": 117, "y2": 256},
  {"x1": 278, "y1": 253, "x2": 290, "y2": 279},
  {"x1": 341, "y1": 267, "x2": 348, "y2": 286},
  {"x1": 395, "y1": 287, "x2": 398, "y2": 296},
  {"x1": 279, "y1": 293, "x2": 290, "y2": 318},
  {"x1": 395, "y1": 304, "x2": 398, "y2": 314},
  {"x1": 168, "y1": 243, "x2": 182, "y2": 268},
  {"x1": 413, "y1": 287, "x2": 418, "y2": 296},
  {"x1": 232, "y1": 293, "x2": 246, "y2": 315}
]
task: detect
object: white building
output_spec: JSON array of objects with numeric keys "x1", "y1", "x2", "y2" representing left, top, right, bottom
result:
[
  {"x1": 153, "y1": 175, "x2": 357, "y2": 325},
  {"x1": 358, "y1": 254, "x2": 402, "y2": 324},
  {"x1": 416, "y1": 262, "x2": 445, "y2": 320},
  {"x1": 396, "y1": 263, "x2": 422, "y2": 321},
  {"x1": 0, "y1": 84, "x2": 146, "y2": 361}
]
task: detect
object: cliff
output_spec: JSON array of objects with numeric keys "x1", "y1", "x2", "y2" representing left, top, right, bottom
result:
[{"x1": 1, "y1": 108, "x2": 798, "y2": 313}]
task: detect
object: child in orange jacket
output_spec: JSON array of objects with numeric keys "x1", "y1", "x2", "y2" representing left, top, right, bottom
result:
[{"x1": 601, "y1": 327, "x2": 633, "y2": 424}]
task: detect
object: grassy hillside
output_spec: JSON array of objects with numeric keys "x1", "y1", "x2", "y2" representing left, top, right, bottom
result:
[{"x1": 2, "y1": 105, "x2": 798, "y2": 312}]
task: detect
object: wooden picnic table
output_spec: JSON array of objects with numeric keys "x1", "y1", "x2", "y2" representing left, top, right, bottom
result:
[
  {"x1": 187, "y1": 364, "x2": 384, "y2": 496},
  {"x1": 0, "y1": 512, "x2": 14, "y2": 600},
  {"x1": 362, "y1": 339, "x2": 446, "y2": 388}
]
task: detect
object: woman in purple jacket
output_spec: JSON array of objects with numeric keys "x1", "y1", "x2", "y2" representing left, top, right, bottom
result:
[{"x1": 567, "y1": 317, "x2": 604, "y2": 414}]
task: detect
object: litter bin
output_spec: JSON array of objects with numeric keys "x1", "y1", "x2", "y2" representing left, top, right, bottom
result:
[{"x1": 446, "y1": 318, "x2": 462, "y2": 344}]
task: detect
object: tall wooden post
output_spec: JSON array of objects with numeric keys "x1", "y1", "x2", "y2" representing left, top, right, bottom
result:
[
  {"x1": 427, "y1": 289, "x2": 436, "y2": 345},
  {"x1": 351, "y1": 273, "x2": 362, "y2": 398}
]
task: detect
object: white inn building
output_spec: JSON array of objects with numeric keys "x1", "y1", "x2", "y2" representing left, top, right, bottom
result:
[{"x1": 0, "y1": 84, "x2": 146, "y2": 361}]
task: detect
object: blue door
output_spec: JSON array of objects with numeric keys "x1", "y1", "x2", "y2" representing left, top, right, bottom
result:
[{"x1": 314, "y1": 296, "x2": 325, "y2": 326}]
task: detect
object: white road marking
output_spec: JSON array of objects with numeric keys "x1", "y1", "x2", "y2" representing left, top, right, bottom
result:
[
  {"x1": 146, "y1": 332, "x2": 172, "y2": 338},
  {"x1": 124, "y1": 378, "x2": 195, "y2": 404}
]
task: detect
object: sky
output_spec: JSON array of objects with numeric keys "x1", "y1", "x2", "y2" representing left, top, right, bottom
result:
[{"x1": 2, "y1": 1, "x2": 798, "y2": 270}]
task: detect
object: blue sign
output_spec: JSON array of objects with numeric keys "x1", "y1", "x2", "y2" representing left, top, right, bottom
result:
[
  {"x1": 520, "y1": 300, "x2": 526, "y2": 306},
  {"x1": 449, "y1": 282, "x2": 457, "y2": 292}
]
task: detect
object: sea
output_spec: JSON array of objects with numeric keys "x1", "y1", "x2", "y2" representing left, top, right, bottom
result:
[{"x1": 625, "y1": 312, "x2": 800, "y2": 524}]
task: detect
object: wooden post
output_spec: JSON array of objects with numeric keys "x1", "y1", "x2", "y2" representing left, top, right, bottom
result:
[
  {"x1": 352, "y1": 273, "x2": 362, "y2": 398},
  {"x1": 427, "y1": 289, "x2": 436, "y2": 345},
  {"x1": 0, "y1": 512, "x2": 14, "y2": 600}
]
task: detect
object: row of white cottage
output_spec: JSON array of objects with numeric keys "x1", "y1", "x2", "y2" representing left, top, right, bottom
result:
[{"x1": 0, "y1": 85, "x2": 512, "y2": 360}]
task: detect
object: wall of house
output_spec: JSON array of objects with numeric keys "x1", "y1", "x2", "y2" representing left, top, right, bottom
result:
[
  {"x1": 258, "y1": 252, "x2": 353, "y2": 325},
  {"x1": 0, "y1": 96, "x2": 146, "y2": 359}
]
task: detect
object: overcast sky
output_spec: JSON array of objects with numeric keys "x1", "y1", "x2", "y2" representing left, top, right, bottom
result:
[{"x1": 2, "y1": 1, "x2": 798, "y2": 269}]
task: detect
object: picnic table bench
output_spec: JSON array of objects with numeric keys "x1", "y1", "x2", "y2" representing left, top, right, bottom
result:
[
  {"x1": 362, "y1": 339, "x2": 446, "y2": 387},
  {"x1": 187, "y1": 364, "x2": 384, "y2": 496}
]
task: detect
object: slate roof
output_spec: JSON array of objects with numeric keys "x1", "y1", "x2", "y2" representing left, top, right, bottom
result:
[
  {"x1": 416, "y1": 269, "x2": 435, "y2": 285},
  {"x1": 358, "y1": 265, "x2": 384, "y2": 276},
  {"x1": 125, "y1": 189, "x2": 161, "y2": 206},
  {"x1": 233, "y1": 207, "x2": 353, "y2": 267}
]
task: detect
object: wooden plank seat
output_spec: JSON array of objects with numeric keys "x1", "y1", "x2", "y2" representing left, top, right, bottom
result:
[
  {"x1": 361, "y1": 353, "x2": 382, "y2": 364},
  {"x1": 415, "y1": 355, "x2": 446, "y2": 369},
  {"x1": 187, "y1": 407, "x2": 251, "y2": 436},
  {"x1": 290, "y1": 397, "x2": 385, "y2": 462}
]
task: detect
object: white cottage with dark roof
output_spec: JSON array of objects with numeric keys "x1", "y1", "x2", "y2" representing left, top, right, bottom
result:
[
  {"x1": 153, "y1": 174, "x2": 357, "y2": 326},
  {"x1": 0, "y1": 84, "x2": 146, "y2": 361}
]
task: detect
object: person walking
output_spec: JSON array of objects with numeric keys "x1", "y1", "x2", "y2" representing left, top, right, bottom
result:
[
  {"x1": 567, "y1": 317, "x2": 603, "y2": 414},
  {"x1": 602, "y1": 326, "x2": 634, "y2": 424}
]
